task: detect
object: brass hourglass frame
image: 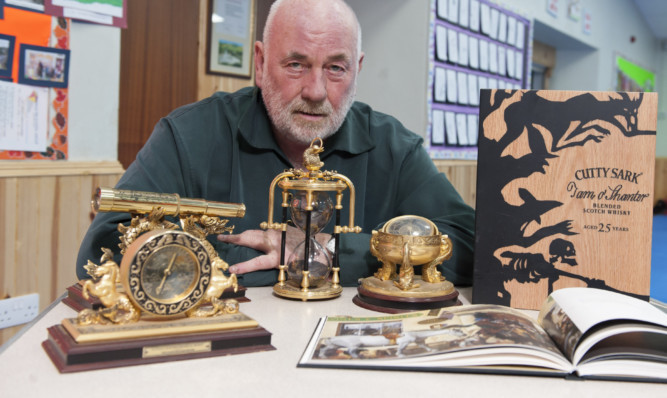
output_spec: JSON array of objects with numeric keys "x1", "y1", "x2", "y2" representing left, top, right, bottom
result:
[{"x1": 260, "y1": 160, "x2": 360, "y2": 300}]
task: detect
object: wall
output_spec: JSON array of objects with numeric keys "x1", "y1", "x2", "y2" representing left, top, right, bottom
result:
[
  {"x1": 348, "y1": 0, "x2": 430, "y2": 137},
  {"x1": 67, "y1": 22, "x2": 121, "y2": 161}
]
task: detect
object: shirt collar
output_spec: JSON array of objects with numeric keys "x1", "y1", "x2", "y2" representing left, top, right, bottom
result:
[{"x1": 238, "y1": 87, "x2": 375, "y2": 158}]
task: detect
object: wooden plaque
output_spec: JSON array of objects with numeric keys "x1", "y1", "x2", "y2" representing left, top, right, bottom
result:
[{"x1": 473, "y1": 90, "x2": 657, "y2": 309}]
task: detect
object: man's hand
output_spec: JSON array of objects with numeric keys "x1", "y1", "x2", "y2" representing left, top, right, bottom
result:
[{"x1": 217, "y1": 227, "x2": 332, "y2": 274}]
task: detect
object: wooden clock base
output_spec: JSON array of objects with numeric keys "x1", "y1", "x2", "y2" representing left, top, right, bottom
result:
[{"x1": 43, "y1": 315, "x2": 274, "y2": 373}]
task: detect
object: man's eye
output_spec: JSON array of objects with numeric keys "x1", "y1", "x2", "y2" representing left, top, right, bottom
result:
[
  {"x1": 329, "y1": 65, "x2": 344, "y2": 73},
  {"x1": 286, "y1": 62, "x2": 303, "y2": 70}
]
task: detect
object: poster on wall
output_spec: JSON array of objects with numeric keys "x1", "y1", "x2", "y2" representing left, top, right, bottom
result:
[
  {"x1": 427, "y1": 0, "x2": 532, "y2": 159},
  {"x1": 0, "y1": 6, "x2": 69, "y2": 159},
  {"x1": 615, "y1": 54, "x2": 654, "y2": 92}
]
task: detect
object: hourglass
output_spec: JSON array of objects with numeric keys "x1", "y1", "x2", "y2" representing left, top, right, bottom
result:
[{"x1": 260, "y1": 138, "x2": 361, "y2": 300}]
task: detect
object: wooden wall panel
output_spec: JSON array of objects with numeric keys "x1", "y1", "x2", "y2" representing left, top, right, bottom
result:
[
  {"x1": 433, "y1": 159, "x2": 477, "y2": 208},
  {"x1": 0, "y1": 162, "x2": 124, "y2": 345},
  {"x1": 118, "y1": 0, "x2": 200, "y2": 169}
]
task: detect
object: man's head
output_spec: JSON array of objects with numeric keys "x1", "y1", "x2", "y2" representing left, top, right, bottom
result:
[{"x1": 255, "y1": 0, "x2": 364, "y2": 147}]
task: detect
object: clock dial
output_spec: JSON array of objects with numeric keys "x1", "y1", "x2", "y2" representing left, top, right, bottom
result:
[
  {"x1": 121, "y1": 230, "x2": 212, "y2": 318},
  {"x1": 141, "y1": 245, "x2": 200, "y2": 303}
]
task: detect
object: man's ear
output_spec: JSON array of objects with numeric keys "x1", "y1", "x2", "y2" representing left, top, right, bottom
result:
[
  {"x1": 254, "y1": 41, "x2": 265, "y2": 88},
  {"x1": 357, "y1": 52, "x2": 365, "y2": 74}
]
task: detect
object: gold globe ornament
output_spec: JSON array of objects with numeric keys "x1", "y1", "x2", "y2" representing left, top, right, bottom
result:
[{"x1": 354, "y1": 215, "x2": 461, "y2": 313}]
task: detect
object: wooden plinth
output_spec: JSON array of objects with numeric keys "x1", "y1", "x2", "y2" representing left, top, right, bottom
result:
[
  {"x1": 42, "y1": 322, "x2": 274, "y2": 373},
  {"x1": 353, "y1": 285, "x2": 461, "y2": 314}
]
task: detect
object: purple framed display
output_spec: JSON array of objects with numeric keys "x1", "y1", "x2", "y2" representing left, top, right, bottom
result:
[
  {"x1": 427, "y1": 0, "x2": 532, "y2": 159},
  {"x1": 18, "y1": 43, "x2": 70, "y2": 88}
]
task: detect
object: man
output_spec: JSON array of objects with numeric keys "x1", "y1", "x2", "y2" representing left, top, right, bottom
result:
[{"x1": 76, "y1": 0, "x2": 475, "y2": 287}]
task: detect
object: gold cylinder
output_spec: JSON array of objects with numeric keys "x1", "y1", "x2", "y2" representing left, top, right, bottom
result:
[{"x1": 92, "y1": 187, "x2": 246, "y2": 218}]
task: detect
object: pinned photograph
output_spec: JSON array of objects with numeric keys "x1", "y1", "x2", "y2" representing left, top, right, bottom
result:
[
  {"x1": 0, "y1": 34, "x2": 16, "y2": 79},
  {"x1": 18, "y1": 44, "x2": 70, "y2": 88}
]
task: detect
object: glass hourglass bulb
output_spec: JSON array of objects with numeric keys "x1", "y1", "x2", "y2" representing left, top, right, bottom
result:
[
  {"x1": 288, "y1": 191, "x2": 334, "y2": 287},
  {"x1": 286, "y1": 238, "x2": 332, "y2": 287},
  {"x1": 290, "y1": 191, "x2": 333, "y2": 234}
]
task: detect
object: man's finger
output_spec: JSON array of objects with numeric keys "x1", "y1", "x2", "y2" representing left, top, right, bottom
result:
[
  {"x1": 217, "y1": 229, "x2": 271, "y2": 251},
  {"x1": 229, "y1": 254, "x2": 278, "y2": 274}
]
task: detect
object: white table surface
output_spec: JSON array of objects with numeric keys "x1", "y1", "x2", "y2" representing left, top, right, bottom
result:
[{"x1": 1, "y1": 286, "x2": 665, "y2": 398}]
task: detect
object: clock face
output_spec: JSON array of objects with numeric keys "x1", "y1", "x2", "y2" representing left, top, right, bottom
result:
[
  {"x1": 141, "y1": 245, "x2": 200, "y2": 304},
  {"x1": 121, "y1": 230, "x2": 212, "y2": 317}
]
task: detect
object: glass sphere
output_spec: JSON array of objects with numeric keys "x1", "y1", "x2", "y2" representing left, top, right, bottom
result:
[
  {"x1": 290, "y1": 191, "x2": 333, "y2": 234},
  {"x1": 287, "y1": 238, "x2": 331, "y2": 287},
  {"x1": 384, "y1": 216, "x2": 436, "y2": 236}
]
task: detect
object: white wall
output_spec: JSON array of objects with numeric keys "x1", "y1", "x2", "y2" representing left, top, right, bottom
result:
[
  {"x1": 67, "y1": 22, "x2": 120, "y2": 161},
  {"x1": 348, "y1": 0, "x2": 430, "y2": 137}
]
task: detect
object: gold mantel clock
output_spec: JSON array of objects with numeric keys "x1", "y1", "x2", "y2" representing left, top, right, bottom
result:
[
  {"x1": 120, "y1": 229, "x2": 211, "y2": 318},
  {"x1": 261, "y1": 138, "x2": 361, "y2": 300}
]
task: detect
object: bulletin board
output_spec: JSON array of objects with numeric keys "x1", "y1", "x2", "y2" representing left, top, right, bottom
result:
[
  {"x1": 0, "y1": 5, "x2": 70, "y2": 160},
  {"x1": 427, "y1": 0, "x2": 532, "y2": 159}
]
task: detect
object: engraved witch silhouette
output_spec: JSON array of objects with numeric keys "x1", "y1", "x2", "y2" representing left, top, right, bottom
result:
[{"x1": 473, "y1": 90, "x2": 651, "y2": 306}]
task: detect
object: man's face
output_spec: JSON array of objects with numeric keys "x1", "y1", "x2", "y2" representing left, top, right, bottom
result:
[{"x1": 255, "y1": 11, "x2": 363, "y2": 145}]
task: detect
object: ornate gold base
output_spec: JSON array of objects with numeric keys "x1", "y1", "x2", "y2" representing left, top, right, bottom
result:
[
  {"x1": 273, "y1": 280, "x2": 343, "y2": 301},
  {"x1": 353, "y1": 276, "x2": 461, "y2": 313}
]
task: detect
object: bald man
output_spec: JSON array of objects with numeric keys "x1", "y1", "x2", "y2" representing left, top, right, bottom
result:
[{"x1": 77, "y1": 0, "x2": 475, "y2": 287}]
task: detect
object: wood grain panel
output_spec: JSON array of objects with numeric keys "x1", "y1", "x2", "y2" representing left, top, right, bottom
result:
[
  {"x1": 0, "y1": 162, "x2": 123, "y2": 345},
  {"x1": 433, "y1": 159, "x2": 477, "y2": 208},
  {"x1": 118, "y1": 0, "x2": 199, "y2": 169}
]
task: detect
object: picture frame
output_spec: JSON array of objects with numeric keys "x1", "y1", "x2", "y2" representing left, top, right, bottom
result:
[
  {"x1": 206, "y1": 0, "x2": 255, "y2": 78},
  {"x1": 18, "y1": 44, "x2": 70, "y2": 88},
  {"x1": 0, "y1": 33, "x2": 15, "y2": 79}
]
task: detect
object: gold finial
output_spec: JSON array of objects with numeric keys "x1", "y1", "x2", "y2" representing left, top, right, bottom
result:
[{"x1": 303, "y1": 137, "x2": 325, "y2": 171}]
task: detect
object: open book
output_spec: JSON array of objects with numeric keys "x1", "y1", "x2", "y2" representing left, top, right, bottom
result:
[{"x1": 299, "y1": 288, "x2": 667, "y2": 383}]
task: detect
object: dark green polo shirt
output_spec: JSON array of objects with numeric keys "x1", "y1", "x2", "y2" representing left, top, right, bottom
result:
[{"x1": 76, "y1": 87, "x2": 475, "y2": 286}]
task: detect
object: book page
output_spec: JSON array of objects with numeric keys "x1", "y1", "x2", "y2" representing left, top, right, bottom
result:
[
  {"x1": 299, "y1": 305, "x2": 571, "y2": 372},
  {"x1": 538, "y1": 287, "x2": 667, "y2": 360}
]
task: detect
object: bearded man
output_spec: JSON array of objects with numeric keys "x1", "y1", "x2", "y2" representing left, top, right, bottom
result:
[{"x1": 76, "y1": 0, "x2": 475, "y2": 287}]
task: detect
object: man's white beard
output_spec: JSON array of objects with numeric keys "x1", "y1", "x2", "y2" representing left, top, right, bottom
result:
[{"x1": 261, "y1": 74, "x2": 356, "y2": 146}]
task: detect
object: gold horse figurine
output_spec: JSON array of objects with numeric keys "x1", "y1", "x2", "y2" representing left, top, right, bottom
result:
[
  {"x1": 77, "y1": 250, "x2": 140, "y2": 325},
  {"x1": 182, "y1": 215, "x2": 239, "y2": 317}
]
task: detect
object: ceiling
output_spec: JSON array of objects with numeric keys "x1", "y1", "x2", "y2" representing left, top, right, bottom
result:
[{"x1": 632, "y1": 0, "x2": 667, "y2": 40}]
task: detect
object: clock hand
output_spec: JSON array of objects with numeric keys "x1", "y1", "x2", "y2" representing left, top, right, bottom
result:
[{"x1": 156, "y1": 253, "x2": 178, "y2": 295}]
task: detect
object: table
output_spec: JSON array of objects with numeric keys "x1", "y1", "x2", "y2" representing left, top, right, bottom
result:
[{"x1": 1, "y1": 287, "x2": 665, "y2": 397}]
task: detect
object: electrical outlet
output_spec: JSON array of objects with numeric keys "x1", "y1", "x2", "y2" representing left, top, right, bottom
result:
[{"x1": 0, "y1": 293, "x2": 39, "y2": 329}]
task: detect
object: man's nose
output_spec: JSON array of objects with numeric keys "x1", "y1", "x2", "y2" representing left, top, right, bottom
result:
[{"x1": 301, "y1": 69, "x2": 327, "y2": 103}]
